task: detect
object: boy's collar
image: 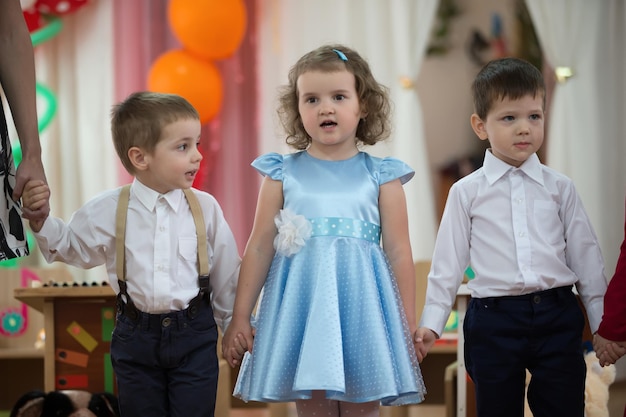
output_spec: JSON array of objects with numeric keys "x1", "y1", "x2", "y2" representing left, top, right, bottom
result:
[
  {"x1": 483, "y1": 150, "x2": 544, "y2": 187},
  {"x1": 130, "y1": 179, "x2": 184, "y2": 212}
]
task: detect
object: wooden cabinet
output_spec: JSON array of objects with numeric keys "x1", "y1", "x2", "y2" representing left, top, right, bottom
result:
[
  {"x1": 0, "y1": 267, "x2": 73, "y2": 411},
  {"x1": 0, "y1": 349, "x2": 44, "y2": 410},
  {"x1": 14, "y1": 285, "x2": 117, "y2": 394}
]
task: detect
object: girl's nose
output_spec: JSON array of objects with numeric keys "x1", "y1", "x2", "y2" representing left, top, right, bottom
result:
[{"x1": 319, "y1": 101, "x2": 335, "y2": 115}]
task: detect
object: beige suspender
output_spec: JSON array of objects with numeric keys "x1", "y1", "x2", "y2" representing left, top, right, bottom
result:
[
  {"x1": 115, "y1": 185, "x2": 131, "y2": 282},
  {"x1": 115, "y1": 185, "x2": 210, "y2": 283},
  {"x1": 183, "y1": 188, "x2": 210, "y2": 277}
]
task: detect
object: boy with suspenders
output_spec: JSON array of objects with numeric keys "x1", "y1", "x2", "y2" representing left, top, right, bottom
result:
[{"x1": 22, "y1": 91, "x2": 241, "y2": 417}]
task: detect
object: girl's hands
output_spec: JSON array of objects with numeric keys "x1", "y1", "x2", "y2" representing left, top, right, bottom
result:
[{"x1": 222, "y1": 316, "x2": 255, "y2": 368}]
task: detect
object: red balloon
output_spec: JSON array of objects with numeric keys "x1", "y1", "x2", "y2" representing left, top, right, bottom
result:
[
  {"x1": 147, "y1": 50, "x2": 224, "y2": 124},
  {"x1": 35, "y1": 0, "x2": 90, "y2": 16},
  {"x1": 168, "y1": 0, "x2": 247, "y2": 60}
]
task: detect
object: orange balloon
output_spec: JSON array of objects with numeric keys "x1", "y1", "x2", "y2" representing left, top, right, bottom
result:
[
  {"x1": 147, "y1": 50, "x2": 223, "y2": 124},
  {"x1": 168, "y1": 0, "x2": 247, "y2": 60}
]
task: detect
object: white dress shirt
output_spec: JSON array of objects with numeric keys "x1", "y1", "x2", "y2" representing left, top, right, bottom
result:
[
  {"x1": 420, "y1": 150, "x2": 607, "y2": 336},
  {"x1": 34, "y1": 179, "x2": 241, "y2": 331}
]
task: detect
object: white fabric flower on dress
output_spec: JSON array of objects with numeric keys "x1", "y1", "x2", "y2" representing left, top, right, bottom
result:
[{"x1": 273, "y1": 209, "x2": 312, "y2": 257}]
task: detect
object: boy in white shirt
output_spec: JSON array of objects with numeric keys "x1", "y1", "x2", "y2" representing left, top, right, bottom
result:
[
  {"x1": 22, "y1": 91, "x2": 241, "y2": 417},
  {"x1": 415, "y1": 58, "x2": 607, "y2": 417}
]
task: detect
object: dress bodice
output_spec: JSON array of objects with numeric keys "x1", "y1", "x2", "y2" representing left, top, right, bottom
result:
[{"x1": 252, "y1": 151, "x2": 414, "y2": 226}]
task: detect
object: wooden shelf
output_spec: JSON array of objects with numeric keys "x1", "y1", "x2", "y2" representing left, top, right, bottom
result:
[
  {"x1": 14, "y1": 285, "x2": 114, "y2": 313},
  {"x1": 0, "y1": 347, "x2": 44, "y2": 359}
]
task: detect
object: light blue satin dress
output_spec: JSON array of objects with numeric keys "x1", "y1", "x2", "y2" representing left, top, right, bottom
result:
[{"x1": 233, "y1": 151, "x2": 426, "y2": 405}]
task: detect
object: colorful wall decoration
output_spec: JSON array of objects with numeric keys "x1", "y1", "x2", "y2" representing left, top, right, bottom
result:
[{"x1": 0, "y1": 268, "x2": 41, "y2": 337}]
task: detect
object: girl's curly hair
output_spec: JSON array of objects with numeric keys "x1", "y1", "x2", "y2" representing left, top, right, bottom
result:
[{"x1": 277, "y1": 44, "x2": 392, "y2": 150}]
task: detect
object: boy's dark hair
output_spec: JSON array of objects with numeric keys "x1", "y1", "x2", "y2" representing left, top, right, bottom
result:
[
  {"x1": 278, "y1": 44, "x2": 392, "y2": 150},
  {"x1": 111, "y1": 91, "x2": 199, "y2": 175},
  {"x1": 472, "y1": 57, "x2": 546, "y2": 120}
]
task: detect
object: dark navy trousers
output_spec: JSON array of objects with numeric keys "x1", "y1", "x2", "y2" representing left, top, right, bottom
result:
[
  {"x1": 111, "y1": 300, "x2": 219, "y2": 417},
  {"x1": 464, "y1": 286, "x2": 586, "y2": 417}
]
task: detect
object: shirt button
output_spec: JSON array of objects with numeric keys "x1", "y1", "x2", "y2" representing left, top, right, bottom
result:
[{"x1": 519, "y1": 232, "x2": 526, "y2": 237}]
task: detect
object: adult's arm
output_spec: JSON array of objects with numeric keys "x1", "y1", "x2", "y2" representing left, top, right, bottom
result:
[
  {"x1": 0, "y1": 0, "x2": 48, "y2": 220},
  {"x1": 597, "y1": 204, "x2": 626, "y2": 341}
]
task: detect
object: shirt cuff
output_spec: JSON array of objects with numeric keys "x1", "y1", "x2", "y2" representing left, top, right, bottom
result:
[{"x1": 419, "y1": 304, "x2": 450, "y2": 338}]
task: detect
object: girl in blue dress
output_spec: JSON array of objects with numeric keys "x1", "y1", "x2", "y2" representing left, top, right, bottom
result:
[{"x1": 223, "y1": 44, "x2": 426, "y2": 416}]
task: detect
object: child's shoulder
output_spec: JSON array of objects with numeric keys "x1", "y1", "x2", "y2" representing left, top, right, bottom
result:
[
  {"x1": 82, "y1": 187, "x2": 123, "y2": 209},
  {"x1": 530, "y1": 162, "x2": 579, "y2": 199},
  {"x1": 362, "y1": 153, "x2": 415, "y2": 185},
  {"x1": 253, "y1": 152, "x2": 285, "y2": 165},
  {"x1": 189, "y1": 188, "x2": 233, "y2": 222},
  {"x1": 68, "y1": 188, "x2": 123, "y2": 224},
  {"x1": 185, "y1": 187, "x2": 220, "y2": 208},
  {"x1": 539, "y1": 163, "x2": 574, "y2": 184},
  {"x1": 450, "y1": 166, "x2": 486, "y2": 189},
  {"x1": 251, "y1": 151, "x2": 301, "y2": 180},
  {"x1": 252, "y1": 150, "x2": 307, "y2": 163}
]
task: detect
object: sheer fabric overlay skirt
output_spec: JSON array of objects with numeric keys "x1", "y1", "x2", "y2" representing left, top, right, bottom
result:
[{"x1": 234, "y1": 235, "x2": 426, "y2": 406}]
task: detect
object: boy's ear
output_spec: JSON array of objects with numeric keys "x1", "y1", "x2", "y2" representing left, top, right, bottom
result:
[
  {"x1": 470, "y1": 113, "x2": 489, "y2": 141},
  {"x1": 128, "y1": 147, "x2": 149, "y2": 171}
]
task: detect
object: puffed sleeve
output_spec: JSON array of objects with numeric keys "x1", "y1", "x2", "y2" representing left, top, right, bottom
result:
[
  {"x1": 251, "y1": 152, "x2": 284, "y2": 180},
  {"x1": 379, "y1": 157, "x2": 415, "y2": 185}
]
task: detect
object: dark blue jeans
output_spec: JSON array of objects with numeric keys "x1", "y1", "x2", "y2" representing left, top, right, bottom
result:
[
  {"x1": 111, "y1": 300, "x2": 219, "y2": 417},
  {"x1": 464, "y1": 286, "x2": 586, "y2": 417}
]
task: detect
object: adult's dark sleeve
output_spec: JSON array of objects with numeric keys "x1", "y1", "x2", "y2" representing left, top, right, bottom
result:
[{"x1": 597, "y1": 200, "x2": 626, "y2": 341}]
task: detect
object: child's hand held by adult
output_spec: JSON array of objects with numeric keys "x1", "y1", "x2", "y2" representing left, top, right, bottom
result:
[{"x1": 21, "y1": 180, "x2": 50, "y2": 232}]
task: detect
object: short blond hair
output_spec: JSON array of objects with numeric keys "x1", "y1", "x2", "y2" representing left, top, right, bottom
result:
[{"x1": 111, "y1": 91, "x2": 199, "y2": 175}]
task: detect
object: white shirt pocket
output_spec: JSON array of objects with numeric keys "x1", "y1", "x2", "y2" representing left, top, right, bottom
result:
[
  {"x1": 533, "y1": 200, "x2": 563, "y2": 245},
  {"x1": 178, "y1": 237, "x2": 197, "y2": 261}
]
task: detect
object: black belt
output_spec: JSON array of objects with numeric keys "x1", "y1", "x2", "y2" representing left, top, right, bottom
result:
[
  {"x1": 117, "y1": 293, "x2": 210, "y2": 329},
  {"x1": 474, "y1": 285, "x2": 573, "y2": 304},
  {"x1": 117, "y1": 278, "x2": 210, "y2": 323}
]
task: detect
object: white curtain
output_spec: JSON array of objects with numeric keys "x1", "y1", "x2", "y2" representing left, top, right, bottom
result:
[
  {"x1": 525, "y1": 0, "x2": 626, "y2": 275},
  {"x1": 34, "y1": 0, "x2": 116, "y2": 281},
  {"x1": 257, "y1": 0, "x2": 439, "y2": 261}
]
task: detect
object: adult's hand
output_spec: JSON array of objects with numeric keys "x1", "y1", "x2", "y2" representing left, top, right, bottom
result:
[{"x1": 15, "y1": 154, "x2": 49, "y2": 221}]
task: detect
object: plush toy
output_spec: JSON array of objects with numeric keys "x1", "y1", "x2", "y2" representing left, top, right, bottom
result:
[
  {"x1": 10, "y1": 390, "x2": 120, "y2": 417},
  {"x1": 524, "y1": 351, "x2": 616, "y2": 417},
  {"x1": 584, "y1": 350, "x2": 616, "y2": 417}
]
